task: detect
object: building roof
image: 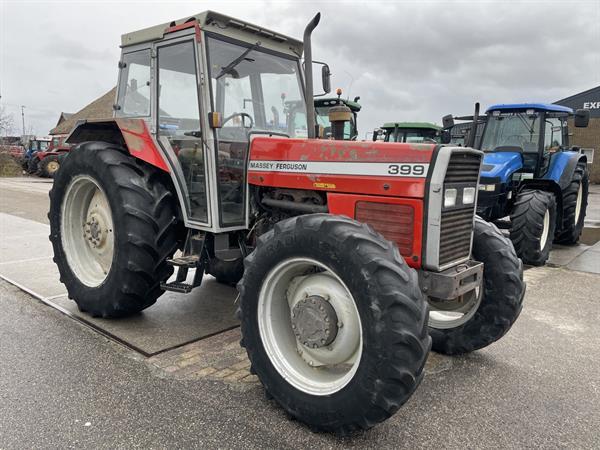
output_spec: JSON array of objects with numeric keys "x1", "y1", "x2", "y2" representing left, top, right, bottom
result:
[
  {"x1": 50, "y1": 87, "x2": 115, "y2": 135},
  {"x1": 54, "y1": 112, "x2": 74, "y2": 128},
  {"x1": 381, "y1": 122, "x2": 441, "y2": 130},
  {"x1": 486, "y1": 103, "x2": 573, "y2": 114}
]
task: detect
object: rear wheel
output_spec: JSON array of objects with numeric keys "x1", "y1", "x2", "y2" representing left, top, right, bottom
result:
[
  {"x1": 27, "y1": 156, "x2": 39, "y2": 174},
  {"x1": 238, "y1": 214, "x2": 430, "y2": 433},
  {"x1": 555, "y1": 163, "x2": 589, "y2": 244},
  {"x1": 49, "y1": 141, "x2": 179, "y2": 317},
  {"x1": 510, "y1": 189, "x2": 557, "y2": 265},
  {"x1": 37, "y1": 155, "x2": 60, "y2": 178},
  {"x1": 429, "y1": 217, "x2": 525, "y2": 355}
]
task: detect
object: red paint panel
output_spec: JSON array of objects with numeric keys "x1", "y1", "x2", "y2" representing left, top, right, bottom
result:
[
  {"x1": 115, "y1": 119, "x2": 170, "y2": 172},
  {"x1": 164, "y1": 21, "x2": 202, "y2": 41},
  {"x1": 250, "y1": 137, "x2": 435, "y2": 163},
  {"x1": 327, "y1": 193, "x2": 424, "y2": 268},
  {"x1": 248, "y1": 137, "x2": 433, "y2": 198}
]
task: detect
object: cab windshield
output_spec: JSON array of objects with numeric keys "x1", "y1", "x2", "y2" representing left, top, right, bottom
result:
[
  {"x1": 207, "y1": 37, "x2": 307, "y2": 138},
  {"x1": 385, "y1": 129, "x2": 439, "y2": 143},
  {"x1": 480, "y1": 112, "x2": 540, "y2": 152}
]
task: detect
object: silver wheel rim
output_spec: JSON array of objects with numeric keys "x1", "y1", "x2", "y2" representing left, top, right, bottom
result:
[
  {"x1": 540, "y1": 210, "x2": 550, "y2": 250},
  {"x1": 257, "y1": 257, "x2": 362, "y2": 396},
  {"x1": 47, "y1": 161, "x2": 59, "y2": 174},
  {"x1": 428, "y1": 287, "x2": 482, "y2": 329},
  {"x1": 575, "y1": 183, "x2": 583, "y2": 224},
  {"x1": 61, "y1": 175, "x2": 114, "y2": 287}
]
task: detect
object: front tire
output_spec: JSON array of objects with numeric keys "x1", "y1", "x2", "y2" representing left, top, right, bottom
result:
[
  {"x1": 510, "y1": 189, "x2": 557, "y2": 265},
  {"x1": 554, "y1": 163, "x2": 589, "y2": 245},
  {"x1": 49, "y1": 141, "x2": 179, "y2": 317},
  {"x1": 238, "y1": 214, "x2": 430, "y2": 433},
  {"x1": 429, "y1": 217, "x2": 525, "y2": 355},
  {"x1": 206, "y1": 257, "x2": 244, "y2": 285}
]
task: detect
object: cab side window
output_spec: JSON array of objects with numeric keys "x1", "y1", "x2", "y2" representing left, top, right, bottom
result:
[
  {"x1": 544, "y1": 117, "x2": 563, "y2": 151},
  {"x1": 116, "y1": 49, "x2": 151, "y2": 117}
]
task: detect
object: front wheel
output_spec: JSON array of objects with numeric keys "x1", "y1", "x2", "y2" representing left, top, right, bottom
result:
[
  {"x1": 429, "y1": 217, "x2": 525, "y2": 355},
  {"x1": 238, "y1": 214, "x2": 430, "y2": 433},
  {"x1": 38, "y1": 155, "x2": 60, "y2": 178},
  {"x1": 510, "y1": 189, "x2": 557, "y2": 265}
]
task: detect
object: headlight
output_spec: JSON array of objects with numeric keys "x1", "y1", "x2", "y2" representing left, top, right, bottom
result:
[
  {"x1": 478, "y1": 184, "x2": 496, "y2": 192},
  {"x1": 444, "y1": 188, "x2": 457, "y2": 207},
  {"x1": 463, "y1": 187, "x2": 476, "y2": 204}
]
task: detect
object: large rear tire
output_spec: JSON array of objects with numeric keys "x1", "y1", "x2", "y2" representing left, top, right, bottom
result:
[
  {"x1": 27, "y1": 156, "x2": 39, "y2": 174},
  {"x1": 510, "y1": 189, "x2": 556, "y2": 266},
  {"x1": 554, "y1": 163, "x2": 589, "y2": 245},
  {"x1": 49, "y1": 141, "x2": 179, "y2": 318},
  {"x1": 429, "y1": 217, "x2": 525, "y2": 355},
  {"x1": 238, "y1": 214, "x2": 430, "y2": 433}
]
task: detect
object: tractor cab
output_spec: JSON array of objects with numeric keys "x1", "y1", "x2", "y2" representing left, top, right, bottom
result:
[
  {"x1": 25, "y1": 136, "x2": 51, "y2": 158},
  {"x1": 314, "y1": 91, "x2": 361, "y2": 140},
  {"x1": 374, "y1": 122, "x2": 450, "y2": 144}
]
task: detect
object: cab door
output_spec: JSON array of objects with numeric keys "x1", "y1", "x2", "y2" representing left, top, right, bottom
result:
[{"x1": 154, "y1": 37, "x2": 212, "y2": 228}]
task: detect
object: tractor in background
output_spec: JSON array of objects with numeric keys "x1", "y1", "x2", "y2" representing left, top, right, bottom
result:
[
  {"x1": 48, "y1": 10, "x2": 525, "y2": 432},
  {"x1": 444, "y1": 102, "x2": 590, "y2": 265},
  {"x1": 373, "y1": 122, "x2": 451, "y2": 144},
  {"x1": 22, "y1": 135, "x2": 71, "y2": 178},
  {"x1": 314, "y1": 88, "x2": 361, "y2": 140}
]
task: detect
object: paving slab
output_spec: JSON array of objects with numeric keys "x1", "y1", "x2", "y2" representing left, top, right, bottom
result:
[
  {"x1": 0, "y1": 211, "x2": 239, "y2": 355},
  {"x1": 567, "y1": 249, "x2": 600, "y2": 274},
  {"x1": 546, "y1": 243, "x2": 590, "y2": 267},
  {"x1": 50, "y1": 279, "x2": 239, "y2": 355}
]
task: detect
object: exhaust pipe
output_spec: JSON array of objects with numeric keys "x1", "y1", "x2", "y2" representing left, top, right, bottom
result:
[
  {"x1": 303, "y1": 12, "x2": 321, "y2": 139},
  {"x1": 467, "y1": 102, "x2": 480, "y2": 148}
]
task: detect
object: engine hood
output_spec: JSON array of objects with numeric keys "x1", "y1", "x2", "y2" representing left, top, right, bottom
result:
[{"x1": 481, "y1": 152, "x2": 523, "y2": 183}]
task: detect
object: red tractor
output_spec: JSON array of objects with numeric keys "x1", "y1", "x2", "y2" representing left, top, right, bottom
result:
[
  {"x1": 25, "y1": 135, "x2": 71, "y2": 177},
  {"x1": 49, "y1": 11, "x2": 525, "y2": 433}
]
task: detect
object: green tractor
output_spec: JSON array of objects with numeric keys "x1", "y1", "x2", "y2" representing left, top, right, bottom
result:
[
  {"x1": 315, "y1": 88, "x2": 361, "y2": 140},
  {"x1": 373, "y1": 122, "x2": 451, "y2": 144}
]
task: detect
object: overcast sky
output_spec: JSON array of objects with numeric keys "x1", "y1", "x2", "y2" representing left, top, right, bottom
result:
[{"x1": 1, "y1": 0, "x2": 599, "y2": 137}]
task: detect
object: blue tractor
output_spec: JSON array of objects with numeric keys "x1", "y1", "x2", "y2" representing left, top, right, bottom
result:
[{"x1": 444, "y1": 103, "x2": 590, "y2": 266}]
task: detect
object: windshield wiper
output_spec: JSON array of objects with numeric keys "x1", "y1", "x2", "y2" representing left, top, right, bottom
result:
[{"x1": 216, "y1": 41, "x2": 261, "y2": 79}]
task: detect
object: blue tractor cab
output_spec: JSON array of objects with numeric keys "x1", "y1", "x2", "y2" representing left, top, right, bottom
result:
[{"x1": 445, "y1": 103, "x2": 590, "y2": 265}]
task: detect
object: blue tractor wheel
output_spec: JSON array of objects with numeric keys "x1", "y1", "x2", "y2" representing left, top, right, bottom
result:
[{"x1": 555, "y1": 163, "x2": 589, "y2": 245}]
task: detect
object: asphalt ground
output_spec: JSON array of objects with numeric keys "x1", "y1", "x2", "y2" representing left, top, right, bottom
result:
[{"x1": 1, "y1": 177, "x2": 599, "y2": 448}]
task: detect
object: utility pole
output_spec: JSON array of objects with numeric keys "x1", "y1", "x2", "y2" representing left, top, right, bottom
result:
[{"x1": 21, "y1": 105, "x2": 25, "y2": 136}]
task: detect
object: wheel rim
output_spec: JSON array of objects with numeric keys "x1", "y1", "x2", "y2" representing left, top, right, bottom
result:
[
  {"x1": 257, "y1": 257, "x2": 362, "y2": 396},
  {"x1": 47, "y1": 160, "x2": 59, "y2": 174},
  {"x1": 575, "y1": 183, "x2": 583, "y2": 224},
  {"x1": 61, "y1": 175, "x2": 114, "y2": 287},
  {"x1": 428, "y1": 286, "x2": 482, "y2": 329},
  {"x1": 540, "y1": 210, "x2": 550, "y2": 250}
]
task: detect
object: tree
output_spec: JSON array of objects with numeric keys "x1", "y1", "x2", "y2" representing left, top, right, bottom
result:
[{"x1": 0, "y1": 105, "x2": 15, "y2": 137}]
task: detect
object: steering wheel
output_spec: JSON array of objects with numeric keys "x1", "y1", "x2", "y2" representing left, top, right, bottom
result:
[{"x1": 222, "y1": 112, "x2": 254, "y2": 129}]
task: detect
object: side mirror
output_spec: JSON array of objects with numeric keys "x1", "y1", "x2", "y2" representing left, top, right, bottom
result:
[
  {"x1": 441, "y1": 130, "x2": 451, "y2": 144},
  {"x1": 442, "y1": 114, "x2": 454, "y2": 129},
  {"x1": 321, "y1": 64, "x2": 331, "y2": 94},
  {"x1": 574, "y1": 109, "x2": 590, "y2": 128}
]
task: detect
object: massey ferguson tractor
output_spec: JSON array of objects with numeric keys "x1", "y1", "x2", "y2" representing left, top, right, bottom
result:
[{"x1": 49, "y1": 11, "x2": 525, "y2": 433}]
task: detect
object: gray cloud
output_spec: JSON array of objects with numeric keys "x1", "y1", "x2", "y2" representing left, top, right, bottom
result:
[{"x1": 1, "y1": 0, "x2": 598, "y2": 137}]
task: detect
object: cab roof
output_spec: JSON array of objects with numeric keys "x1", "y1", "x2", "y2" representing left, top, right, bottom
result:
[
  {"x1": 486, "y1": 103, "x2": 573, "y2": 114},
  {"x1": 121, "y1": 10, "x2": 303, "y2": 58},
  {"x1": 382, "y1": 122, "x2": 441, "y2": 130},
  {"x1": 314, "y1": 98, "x2": 361, "y2": 112}
]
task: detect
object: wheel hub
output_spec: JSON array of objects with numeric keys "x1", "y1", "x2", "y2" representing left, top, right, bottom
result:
[
  {"x1": 84, "y1": 213, "x2": 109, "y2": 249},
  {"x1": 291, "y1": 295, "x2": 338, "y2": 349}
]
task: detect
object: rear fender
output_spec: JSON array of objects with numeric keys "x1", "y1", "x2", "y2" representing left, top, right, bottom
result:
[
  {"x1": 544, "y1": 151, "x2": 585, "y2": 191},
  {"x1": 66, "y1": 119, "x2": 169, "y2": 172}
]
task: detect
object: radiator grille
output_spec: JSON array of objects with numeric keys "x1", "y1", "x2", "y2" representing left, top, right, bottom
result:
[
  {"x1": 444, "y1": 152, "x2": 482, "y2": 183},
  {"x1": 438, "y1": 151, "x2": 481, "y2": 267}
]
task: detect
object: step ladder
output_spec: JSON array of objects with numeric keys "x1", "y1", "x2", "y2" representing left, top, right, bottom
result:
[{"x1": 160, "y1": 234, "x2": 206, "y2": 293}]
